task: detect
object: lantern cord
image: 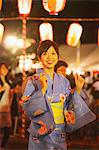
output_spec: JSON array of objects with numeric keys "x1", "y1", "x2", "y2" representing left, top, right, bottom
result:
[
  {"x1": 22, "y1": 17, "x2": 26, "y2": 56},
  {"x1": 21, "y1": 111, "x2": 26, "y2": 138},
  {"x1": 0, "y1": 17, "x2": 99, "y2": 22},
  {"x1": 21, "y1": 17, "x2": 27, "y2": 139}
]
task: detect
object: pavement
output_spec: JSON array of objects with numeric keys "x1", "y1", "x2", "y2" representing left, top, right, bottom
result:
[
  {"x1": 0, "y1": 135, "x2": 27, "y2": 150},
  {"x1": 2, "y1": 135, "x2": 98, "y2": 150}
]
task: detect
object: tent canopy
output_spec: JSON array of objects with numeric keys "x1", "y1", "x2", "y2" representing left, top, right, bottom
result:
[{"x1": 59, "y1": 44, "x2": 99, "y2": 71}]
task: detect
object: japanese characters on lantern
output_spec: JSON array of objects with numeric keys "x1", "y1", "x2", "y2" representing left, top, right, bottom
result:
[
  {"x1": 42, "y1": 0, "x2": 66, "y2": 15},
  {"x1": 66, "y1": 23, "x2": 83, "y2": 47}
]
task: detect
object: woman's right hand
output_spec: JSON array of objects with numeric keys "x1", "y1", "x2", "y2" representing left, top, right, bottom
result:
[{"x1": 39, "y1": 73, "x2": 48, "y2": 95}]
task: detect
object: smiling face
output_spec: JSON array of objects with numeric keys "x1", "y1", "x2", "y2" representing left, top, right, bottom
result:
[{"x1": 40, "y1": 46, "x2": 58, "y2": 69}]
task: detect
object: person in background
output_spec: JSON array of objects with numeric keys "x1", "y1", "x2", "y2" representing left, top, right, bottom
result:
[
  {"x1": 90, "y1": 74, "x2": 99, "y2": 141},
  {"x1": 91, "y1": 74, "x2": 99, "y2": 100},
  {"x1": 0, "y1": 63, "x2": 13, "y2": 150},
  {"x1": 54, "y1": 60, "x2": 68, "y2": 77},
  {"x1": 84, "y1": 71, "x2": 93, "y2": 92},
  {"x1": 11, "y1": 73, "x2": 23, "y2": 137},
  {"x1": 54, "y1": 60, "x2": 76, "y2": 91}
]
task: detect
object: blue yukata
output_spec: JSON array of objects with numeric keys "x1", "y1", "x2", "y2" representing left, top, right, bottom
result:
[{"x1": 21, "y1": 70, "x2": 95, "y2": 150}]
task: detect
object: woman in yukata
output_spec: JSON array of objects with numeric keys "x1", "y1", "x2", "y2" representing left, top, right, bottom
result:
[{"x1": 21, "y1": 40, "x2": 86, "y2": 150}]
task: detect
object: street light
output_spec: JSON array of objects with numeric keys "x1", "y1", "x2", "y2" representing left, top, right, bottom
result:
[{"x1": 4, "y1": 36, "x2": 17, "y2": 47}]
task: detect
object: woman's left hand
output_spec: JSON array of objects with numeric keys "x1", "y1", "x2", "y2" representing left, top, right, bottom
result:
[{"x1": 75, "y1": 74, "x2": 85, "y2": 94}]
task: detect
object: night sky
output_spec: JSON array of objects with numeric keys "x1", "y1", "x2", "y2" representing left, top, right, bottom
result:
[{"x1": 0, "y1": 0, "x2": 99, "y2": 45}]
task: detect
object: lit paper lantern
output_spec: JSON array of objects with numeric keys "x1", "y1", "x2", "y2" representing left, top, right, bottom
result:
[
  {"x1": 66, "y1": 23, "x2": 83, "y2": 47},
  {"x1": 18, "y1": 0, "x2": 32, "y2": 16},
  {"x1": 39, "y1": 23, "x2": 53, "y2": 41},
  {"x1": 0, "y1": 0, "x2": 2, "y2": 11},
  {"x1": 42, "y1": 0, "x2": 66, "y2": 15},
  {"x1": 98, "y1": 28, "x2": 99, "y2": 46},
  {"x1": 0, "y1": 23, "x2": 4, "y2": 43}
]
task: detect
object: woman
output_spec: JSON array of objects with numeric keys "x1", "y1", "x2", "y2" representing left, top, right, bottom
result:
[
  {"x1": 21, "y1": 40, "x2": 90, "y2": 150},
  {"x1": 0, "y1": 63, "x2": 12, "y2": 150}
]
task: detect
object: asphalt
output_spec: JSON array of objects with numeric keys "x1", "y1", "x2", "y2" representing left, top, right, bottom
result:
[{"x1": 3, "y1": 135, "x2": 98, "y2": 150}]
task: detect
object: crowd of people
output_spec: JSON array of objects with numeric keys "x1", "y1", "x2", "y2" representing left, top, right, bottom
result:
[{"x1": 0, "y1": 40, "x2": 98, "y2": 150}]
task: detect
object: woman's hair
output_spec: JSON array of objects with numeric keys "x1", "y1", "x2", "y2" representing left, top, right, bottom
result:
[
  {"x1": 54, "y1": 60, "x2": 68, "y2": 72},
  {"x1": 37, "y1": 40, "x2": 59, "y2": 58},
  {"x1": 0, "y1": 62, "x2": 8, "y2": 70},
  {"x1": 0, "y1": 62, "x2": 10, "y2": 86}
]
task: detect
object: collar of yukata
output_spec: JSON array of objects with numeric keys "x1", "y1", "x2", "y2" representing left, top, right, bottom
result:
[{"x1": 36, "y1": 68, "x2": 56, "y2": 80}]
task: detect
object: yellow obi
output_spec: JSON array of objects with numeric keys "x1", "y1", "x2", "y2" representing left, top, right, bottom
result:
[{"x1": 50, "y1": 101, "x2": 65, "y2": 124}]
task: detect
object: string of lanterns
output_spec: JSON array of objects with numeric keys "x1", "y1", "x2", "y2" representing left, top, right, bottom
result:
[
  {"x1": 0, "y1": 0, "x2": 98, "y2": 138},
  {"x1": 0, "y1": 0, "x2": 98, "y2": 70},
  {"x1": 0, "y1": 0, "x2": 98, "y2": 44},
  {"x1": 0, "y1": 0, "x2": 98, "y2": 68}
]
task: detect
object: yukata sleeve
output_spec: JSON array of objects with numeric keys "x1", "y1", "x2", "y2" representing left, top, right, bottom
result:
[
  {"x1": 80, "y1": 89, "x2": 90, "y2": 106},
  {"x1": 65, "y1": 91, "x2": 96, "y2": 132},
  {"x1": 73, "y1": 87, "x2": 90, "y2": 107},
  {"x1": 65, "y1": 78, "x2": 71, "y2": 96},
  {"x1": 20, "y1": 79, "x2": 47, "y2": 119},
  {"x1": 63, "y1": 78, "x2": 71, "y2": 109},
  {"x1": 71, "y1": 88, "x2": 90, "y2": 109},
  {"x1": 64, "y1": 77, "x2": 96, "y2": 132}
]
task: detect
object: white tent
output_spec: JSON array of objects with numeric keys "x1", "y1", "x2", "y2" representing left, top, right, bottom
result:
[{"x1": 59, "y1": 44, "x2": 99, "y2": 71}]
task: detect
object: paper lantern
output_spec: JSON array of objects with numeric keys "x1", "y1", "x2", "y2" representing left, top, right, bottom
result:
[
  {"x1": 0, "y1": 23, "x2": 4, "y2": 43},
  {"x1": 42, "y1": 0, "x2": 66, "y2": 15},
  {"x1": 98, "y1": 28, "x2": 99, "y2": 46},
  {"x1": 66, "y1": 23, "x2": 83, "y2": 47},
  {"x1": 0, "y1": 0, "x2": 2, "y2": 11},
  {"x1": 18, "y1": 0, "x2": 32, "y2": 16},
  {"x1": 39, "y1": 23, "x2": 53, "y2": 41}
]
